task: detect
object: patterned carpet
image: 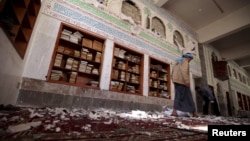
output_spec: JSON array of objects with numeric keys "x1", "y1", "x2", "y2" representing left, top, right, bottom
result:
[{"x1": 0, "y1": 105, "x2": 248, "y2": 141}]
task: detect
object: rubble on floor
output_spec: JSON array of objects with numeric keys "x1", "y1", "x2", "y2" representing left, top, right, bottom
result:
[{"x1": 0, "y1": 105, "x2": 249, "y2": 141}]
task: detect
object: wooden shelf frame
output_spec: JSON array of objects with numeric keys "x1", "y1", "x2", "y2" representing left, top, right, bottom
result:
[
  {"x1": 149, "y1": 57, "x2": 171, "y2": 99},
  {"x1": 110, "y1": 44, "x2": 144, "y2": 95},
  {"x1": 47, "y1": 23, "x2": 105, "y2": 89}
]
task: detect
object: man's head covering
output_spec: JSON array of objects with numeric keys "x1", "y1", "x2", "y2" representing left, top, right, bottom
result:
[
  {"x1": 182, "y1": 53, "x2": 193, "y2": 59},
  {"x1": 176, "y1": 53, "x2": 193, "y2": 64}
]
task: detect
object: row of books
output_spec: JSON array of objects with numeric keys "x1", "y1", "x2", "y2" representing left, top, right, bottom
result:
[
  {"x1": 50, "y1": 70, "x2": 77, "y2": 83},
  {"x1": 78, "y1": 61, "x2": 99, "y2": 75},
  {"x1": 61, "y1": 29, "x2": 83, "y2": 44}
]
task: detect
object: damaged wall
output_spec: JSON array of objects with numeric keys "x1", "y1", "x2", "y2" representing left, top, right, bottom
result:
[{"x1": 1, "y1": 0, "x2": 201, "y2": 110}]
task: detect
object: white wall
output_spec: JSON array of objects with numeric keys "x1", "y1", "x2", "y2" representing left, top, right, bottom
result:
[
  {"x1": 0, "y1": 29, "x2": 24, "y2": 104},
  {"x1": 22, "y1": 15, "x2": 60, "y2": 80}
]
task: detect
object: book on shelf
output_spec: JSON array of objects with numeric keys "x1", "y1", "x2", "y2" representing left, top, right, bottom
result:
[
  {"x1": 50, "y1": 70, "x2": 63, "y2": 80},
  {"x1": 69, "y1": 72, "x2": 77, "y2": 83},
  {"x1": 62, "y1": 29, "x2": 72, "y2": 35},
  {"x1": 72, "y1": 60, "x2": 79, "y2": 71},
  {"x1": 82, "y1": 38, "x2": 93, "y2": 48},
  {"x1": 72, "y1": 31, "x2": 83, "y2": 38},
  {"x1": 54, "y1": 54, "x2": 63, "y2": 67},
  {"x1": 90, "y1": 81, "x2": 99, "y2": 87},
  {"x1": 92, "y1": 68, "x2": 99, "y2": 75},
  {"x1": 57, "y1": 46, "x2": 65, "y2": 53},
  {"x1": 113, "y1": 47, "x2": 128, "y2": 58},
  {"x1": 65, "y1": 58, "x2": 74, "y2": 70},
  {"x1": 86, "y1": 53, "x2": 93, "y2": 60},
  {"x1": 95, "y1": 52, "x2": 102, "y2": 62},
  {"x1": 93, "y1": 40, "x2": 103, "y2": 51},
  {"x1": 61, "y1": 34, "x2": 70, "y2": 40},
  {"x1": 61, "y1": 29, "x2": 83, "y2": 44},
  {"x1": 74, "y1": 50, "x2": 80, "y2": 57}
]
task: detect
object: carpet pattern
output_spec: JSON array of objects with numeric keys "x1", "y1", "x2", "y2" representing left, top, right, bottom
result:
[{"x1": 1, "y1": 105, "x2": 249, "y2": 141}]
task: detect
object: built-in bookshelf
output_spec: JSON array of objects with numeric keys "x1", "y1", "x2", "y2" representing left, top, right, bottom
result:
[
  {"x1": 149, "y1": 57, "x2": 170, "y2": 99},
  {"x1": 47, "y1": 23, "x2": 104, "y2": 89},
  {"x1": 110, "y1": 44, "x2": 143, "y2": 95}
]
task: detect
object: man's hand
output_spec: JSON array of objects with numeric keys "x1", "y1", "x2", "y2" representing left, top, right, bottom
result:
[{"x1": 185, "y1": 83, "x2": 190, "y2": 87}]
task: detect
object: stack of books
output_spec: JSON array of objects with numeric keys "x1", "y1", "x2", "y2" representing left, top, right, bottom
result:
[
  {"x1": 149, "y1": 91, "x2": 158, "y2": 97},
  {"x1": 126, "y1": 85, "x2": 136, "y2": 93},
  {"x1": 92, "y1": 68, "x2": 99, "y2": 75},
  {"x1": 110, "y1": 81, "x2": 124, "y2": 91},
  {"x1": 54, "y1": 54, "x2": 63, "y2": 67},
  {"x1": 130, "y1": 74, "x2": 139, "y2": 83},
  {"x1": 50, "y1": 70, "x2": 63, "y2": 80},
  {"x1": 85, "y1": 64, "x2": 93, "y2": 73},
  {"x1": 125, "y1": 54, "x2": 141, "y2": 64},
  {"x1": 82, "y1": 38, "x2": 93, "y2": 48},
  {"x1": 60, "y1": 29, "x2": 83, "y2": 44},
  {"x1": 65, "y1": 58, "x2": 74, "y2": 70},
  {"x1": 71, "y1": 60, "x2": 79, "y2": 71},
  {"x1": 95, "y1": 52, "x2": 102, "y2": 62},
  {"x1": 81, "y1": 48, "x2": 89, "y2": 60},
  {"x1": 69, "y1": 72, "x2": 77, "y2": 83},
  {"x1": 74, "y1": 50, "x2": 80, "y2": 58},
  {"x1": 159, "y1": 73, "x2": 167, "y2": 80},
  {"x1": 57, "y1": 46, "x2": 65, "y2": 53},
  {"x1": 128, "y1": 65, "x2": 139, "y2": 73},
  {"x1": 71, "y1": 31, "x2": 83, "y2": 44},
  {"x1": 63, "y1": 49, "x2": 72, "y2": 55},
  {"x1": 116, "y1": 61, "x2": 126, "y2": 70},
  {"x1": 61, "y1": 29, "x2": 72, "y2": 40},
  {"x1": 86, "y1": 52, "x2": 93, "y2": 60},
  {"x1": 150, "y1": 71, "x2": 157, "y2": 78},
  {"x1": 89, "y1": 81, "x2": 99, "y2": 87},
  {"x1": 79, "y1": 61, "x2": 88, "y2": 73},
  {"x1": 114, "y1": 47, "x2": 126, "y2": 58},
  {"x1": 119, "y1": 71, "x2": 125, "y2": 81},
  {"x1": 93, "y1": 40, "x2": 103, "y2": 51},
  {"x1": 114, "y1": 47, "x2": 120, "y2": 57}
]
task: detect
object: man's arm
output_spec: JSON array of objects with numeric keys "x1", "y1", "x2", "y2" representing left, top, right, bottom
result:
[{"x1": 181, "y1": 59, "x2": 190, "y2": 87}]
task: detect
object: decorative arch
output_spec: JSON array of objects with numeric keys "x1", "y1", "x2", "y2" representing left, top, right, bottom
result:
[
  {"x1": 151, "y1": 16, "x2": 166, "y2": 38},
  {"x1": 121, "y1": 0, "x2": 141, "y2": 25},
  {"x1": 173, "y1": 30, "x2": 184, "y2": 51}
]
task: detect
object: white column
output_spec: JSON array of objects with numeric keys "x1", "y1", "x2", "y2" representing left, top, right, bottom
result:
[
  {"x1": 143, "y1": 55, "x2": 149, "y2": 96},
  {"x1": 99, "y1": 39, "x2": 114, "y2": 90}
]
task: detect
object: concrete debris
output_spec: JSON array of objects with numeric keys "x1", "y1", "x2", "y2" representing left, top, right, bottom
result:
[
  {"x1": 7, "y1": 121, "x2": 42, "y2": 133},
  {"x1": 0, "y1": 106, "x2": 250, "y2": 140}
]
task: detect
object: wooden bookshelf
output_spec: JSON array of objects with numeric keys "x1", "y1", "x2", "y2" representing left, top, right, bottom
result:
[
  {"x1": 149, "y1": 57, "x2": 170, "y2": 99},
  {"x1": 47, "y1": 23, "x2": 105, "y2": 89},
  {"x1": 110, "y1": 44, "x2": 144, "y2": 95}
]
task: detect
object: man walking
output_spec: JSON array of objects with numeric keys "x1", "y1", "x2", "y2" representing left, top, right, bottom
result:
[{"x1": 195, "y1": 86, "x2": 215, "y2": 115}]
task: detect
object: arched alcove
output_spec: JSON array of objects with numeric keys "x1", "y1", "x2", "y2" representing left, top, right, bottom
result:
[
  {"x1": 121, "y1": 0, "x2": 141, "y2": 25},
  {"x1": 151, "y1": 16, "x2": 166, "y2": 38},
  {"x1": 173, "y1": 30, "x2": 184, "y2": 51}
]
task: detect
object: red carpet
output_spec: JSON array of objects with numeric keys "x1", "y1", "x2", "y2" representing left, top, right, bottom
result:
[{"x1": 0, "y1": 106, "x2": 249, "y2": 141}]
